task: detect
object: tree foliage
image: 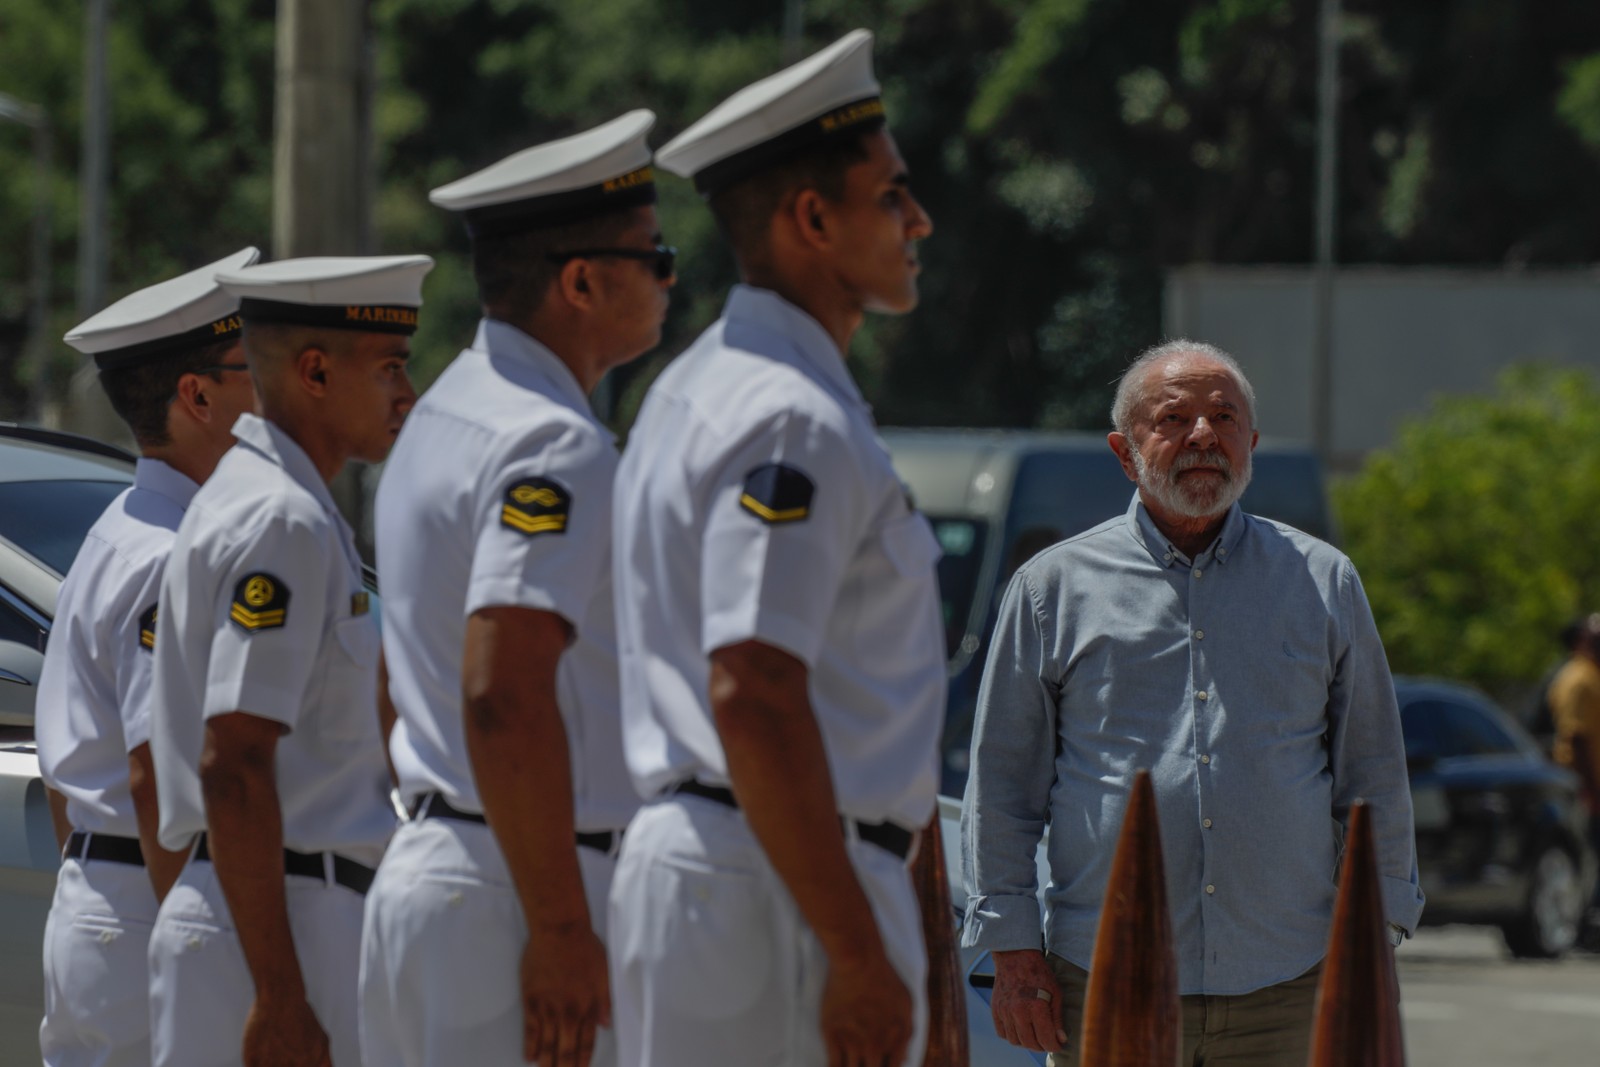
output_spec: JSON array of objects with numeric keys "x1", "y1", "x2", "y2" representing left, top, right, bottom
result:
[
  {"x1": 1334, "y1": 366, "x2": 1600, "y2": 699},
  {"x1": 7, "y1": 1, "x2": 1600, "y2": 429}
]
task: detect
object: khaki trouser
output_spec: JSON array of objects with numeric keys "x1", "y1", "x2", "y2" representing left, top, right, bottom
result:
[{"x1": 1044, "y1": 953, "x2": 1322, "y2": 1067}]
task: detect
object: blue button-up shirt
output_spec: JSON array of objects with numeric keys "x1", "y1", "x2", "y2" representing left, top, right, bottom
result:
[{"x1": 960, "y1": 494, "x2": 1423, "y2": 995}]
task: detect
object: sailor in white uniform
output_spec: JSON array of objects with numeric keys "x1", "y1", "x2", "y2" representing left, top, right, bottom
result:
[
  {"x1": 609, "y1": 30, "x2": 945, "y2": 1067},
  {"x1": 145, "y1": 255, "x2": 432, "y2": 1067},
  {"x1": 360, "y1": 110, "x2": 672, "y2": 1067},
  {"x1": 36, "y1": 248, "x2": 260, "y2": 1067}
]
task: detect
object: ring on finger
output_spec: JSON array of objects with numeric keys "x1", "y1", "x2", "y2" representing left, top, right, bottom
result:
[{"x1": 1035, "y1": 987, "x2": 1054, "y2": 1003}]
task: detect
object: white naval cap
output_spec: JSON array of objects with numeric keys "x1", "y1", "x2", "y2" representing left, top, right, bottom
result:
[
  {"x1": 430, "y1": 110, "x2": 659, "y2": 240},
  {"x1": 65, "y1": 246, "x2": 261, "y2": 371},
  {"x1": 656, "y1": 29, "x2": 884, "y2": 196},
  {"x1": 216, "y1": 254, "x2": 435, "y2": 336}
]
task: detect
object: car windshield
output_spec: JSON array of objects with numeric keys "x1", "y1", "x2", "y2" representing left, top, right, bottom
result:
[
  {"x1": 928, "y1": 516, "x2": 987, "y2": 660},
  {"x1": 0, "y1": 480, "x2": 130, "y2": 575}
]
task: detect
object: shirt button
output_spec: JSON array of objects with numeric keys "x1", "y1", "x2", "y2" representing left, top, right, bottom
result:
[
  {"x1": 1200, "y1": 754, "x2": 1211, "y2": 765},
  {"x1": 1203, "y1": 818, "x2": 1213, "y2": 828},
  {"x1": 1193, "y1": 569, "x2": 1203, "y2": 578},
  {"x1": 1205, "y1": 884, "x2": 1216, "y2": 895},
  {"x1": 1196, "y1": 690, "x2": 1208, "y2": 701},
  {"x1": 1194, "y1": 629, "x2": 1204, "y2": 640}
]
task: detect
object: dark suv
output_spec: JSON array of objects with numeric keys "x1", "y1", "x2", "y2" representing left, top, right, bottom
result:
[{"x1": 1400, "y1": 677, "x2": 1595, "y2": 958}]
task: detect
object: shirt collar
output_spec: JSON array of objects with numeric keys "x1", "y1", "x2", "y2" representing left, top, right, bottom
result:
[
  {"x1": 1126, "y1": 491, "x2": 1248, "y2": 568},
  {"x1": 723, "y1": 285, "x2": 867, "y2": 410},
  {"x1": 133, "y1": 457, "x2": 200, "y2": 510},
  {"x1": 229, "y1": 412, "x2": 345, "y2": 527},
  {"x1": 475, "y1": 318, "x2": 594, "y2": 416}
]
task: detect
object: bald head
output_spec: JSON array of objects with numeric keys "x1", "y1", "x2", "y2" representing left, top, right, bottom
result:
[{"x1": 1112, "y1": 340, "x2": 1256, "y2": 439}]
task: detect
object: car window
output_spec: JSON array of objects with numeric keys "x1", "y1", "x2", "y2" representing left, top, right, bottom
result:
[
  {"x1": 1402, "y1": 697, "x2": 1521, "y2": 759},
  {"x1": 928, "y1": 517, "x2": 986, "y2": 659},
  {"x1": 0, "y1": 480, "x2": 129, "y2": 576},
  {"x1": 0, "y1": 595, "x2": 44, "y2": 653}
]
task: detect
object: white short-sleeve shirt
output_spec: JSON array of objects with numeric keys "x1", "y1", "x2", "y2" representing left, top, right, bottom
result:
[
  {"x1": 36, "y1": 459, "x2": 197, "y2": 838},
  {"x1": 376, "y1": 318, "x2": 638, "y2": 832},
  {"x1": 613, "y1": 285, "x2": 946, "y2": 829},
  {"x1": 148, "y1": 413, "x2": 392, "y2": 864}
]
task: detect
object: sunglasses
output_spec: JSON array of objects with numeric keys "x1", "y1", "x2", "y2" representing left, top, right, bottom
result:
[{"x1": 547, "y1": 244, "x2": 677, "y2": 281}]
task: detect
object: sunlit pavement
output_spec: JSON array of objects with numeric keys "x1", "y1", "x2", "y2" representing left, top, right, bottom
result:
[{"x1": 1400, "y1": 926, "x2": 1600, "y2": 1065}]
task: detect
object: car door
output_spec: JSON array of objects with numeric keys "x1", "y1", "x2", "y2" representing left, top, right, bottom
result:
[{"x1": 1402, "y1": 692, "x2": 1537, "y2": 916}]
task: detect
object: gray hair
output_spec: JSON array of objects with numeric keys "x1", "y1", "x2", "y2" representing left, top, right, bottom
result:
[{"x1": 1110, "y1": 339, "x2": 1257, "y2": 437}]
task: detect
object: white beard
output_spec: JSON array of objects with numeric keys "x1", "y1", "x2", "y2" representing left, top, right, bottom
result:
[{"x1": 1131, "y1": 445, "x2": 1252, "y2": 520}]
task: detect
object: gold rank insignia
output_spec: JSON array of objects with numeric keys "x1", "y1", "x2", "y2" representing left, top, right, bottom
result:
[
  {"x1": 137, "y1": 603, "x2": 158, "y2": 651},
  {"x1": 229, "y1": 572, "x2": 290, "y2": 632},
  {"x1": 739, "y1": 463, "x2": 815, "y2": 525},
  {"x1": 351, "y1": 591, "x2": 370, "y2": 616},
  {"x1": 501, "y1": 476, "x2": 571, "y2": 537}
]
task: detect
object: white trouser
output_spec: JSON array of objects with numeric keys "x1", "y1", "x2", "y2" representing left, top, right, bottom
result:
[
  {"x1": 358, "y1": 816, "x2": 619, "y2": 1067},
  {"x1": 41, "y1": 852, "x2": 158, "y2": 1067},
  {"x1": 608, "y1": 796, "x2": 928, "y2": 1067},
  {"x1": 147, "y1": 852, "x2": 367, "y2": 1067}
]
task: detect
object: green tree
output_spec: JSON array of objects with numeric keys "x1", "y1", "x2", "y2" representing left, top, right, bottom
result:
[{"x1": 1333, "y1": 366, "x2": 1600, "y2": 699}]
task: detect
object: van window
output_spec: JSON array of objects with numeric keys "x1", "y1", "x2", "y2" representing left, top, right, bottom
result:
[
  {"x1": 928, "y1": 517, "x2": 987, "y2": 659},
  {"x1": 1239, "y1": 454, "x2": 1330, "y2": 541}
]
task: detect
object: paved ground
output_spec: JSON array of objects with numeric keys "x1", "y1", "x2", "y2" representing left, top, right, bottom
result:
[{"x1": 1401, "y1": 925, "x2": 1600, "y2": 1065}]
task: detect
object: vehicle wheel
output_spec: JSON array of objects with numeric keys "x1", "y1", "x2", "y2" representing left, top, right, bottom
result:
[{"x1": 1502, "y1": 845, "x2": 1583, "y2": 959}]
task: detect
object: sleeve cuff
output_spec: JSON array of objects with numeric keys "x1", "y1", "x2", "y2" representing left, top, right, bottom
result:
[
  {"x1": 204, "y1": 679, "x2": 302, "y2": 730},
  {"x1": 465, "y1": 573, "x2": 581, "y2": 626},
  {"x1": 960, "y1": 893, "x2": 1046, "y2": 952},
  {"x1": 703, "y1": 604, "x2": 822, "y2": 667},
  {"x1": 1380, "y1": 873, "x2": 1425, "y2": 935}
]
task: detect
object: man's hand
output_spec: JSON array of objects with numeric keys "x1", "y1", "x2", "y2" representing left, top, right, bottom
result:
[
  {"x1": 242, "y1": 994, "x2": 331, "y2": 1067},
  {"x1": 991, "y1": 948, "x2": 1067, "y2": 1053},
  {"x1": 521, "y1": 920, "x2": 610, "y2": 1067},
  {"x1": 821, "y1": 948, "x2": 913, "y2": 1067}
]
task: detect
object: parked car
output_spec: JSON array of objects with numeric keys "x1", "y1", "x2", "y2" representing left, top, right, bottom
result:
[
  {"x1": 0, "y1": 423, "x2": 137, "y2": 1051},
  {"x1": 882, "y1": 427, "x2": 1331, "y2": 795},
  {"x1": 1399, "y1": 677, "x2": 1596, "y2": 958}
]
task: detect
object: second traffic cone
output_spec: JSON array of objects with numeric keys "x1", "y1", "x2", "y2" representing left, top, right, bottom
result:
[
  {"x1": 1307, "y1": 800, "x2": 1405, "y2": 1067},
  {"x1": 1079, "y1": 769, "x2": 1180, "y2": 1067}
]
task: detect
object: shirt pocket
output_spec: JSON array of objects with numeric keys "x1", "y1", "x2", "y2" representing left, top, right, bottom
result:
[{"x1": 315, "y1": 613, "x2": 381, "y2": 743}]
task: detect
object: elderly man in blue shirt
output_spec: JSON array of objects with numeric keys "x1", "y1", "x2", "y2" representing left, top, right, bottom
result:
[{"x1": 960, "y1": 339, "x2": 1423, "y2": 1066}]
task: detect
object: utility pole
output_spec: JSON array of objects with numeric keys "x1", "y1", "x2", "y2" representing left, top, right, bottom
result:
[
  {"x1": 273, "y1": 0, "x2": 375, "y2": 553},
  {"x1": 1310, "y1": 0, "x2": 1341, "y2": 466},
  {"x1": 0, "y1": 93, "x2": 52, "y2": 422},
  {"x1": 78, "y1": 0, "x2": 110, "y2": 319},
  {"x1": 273, "y1": 0, "x2": 370, "y2": 258},
  {"x1": 782, "y1": 0, "x2": 804, "y2": 62},
  {"x1": 62, "y1": 0, "x2": 125, "y2": 442}
]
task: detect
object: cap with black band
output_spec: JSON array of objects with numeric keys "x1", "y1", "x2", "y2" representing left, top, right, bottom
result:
[
  {"x1": 430, "y1": 110, "x2": 659, "y2": 240},
  {"x1": 655, "y1": 30, "x2": 885, "y2": 197},
  {"x1": 65, "y1": 246, "x2": 261, "y2": 370},
  {"x1": 216, "y1": 255, "x2": 434, "y2": 335}
]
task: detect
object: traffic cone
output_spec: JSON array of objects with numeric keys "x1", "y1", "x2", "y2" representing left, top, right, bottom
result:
[
  {"x1": 1307, "y1": 800, "x2": 1405, "y2": 1067},
  {"x1": 915, "y1": 811, "x2": 970, "y2": 1066},
  {"x1": 1079, "y1": 769, "x2": 1180, "y2": 1067}
]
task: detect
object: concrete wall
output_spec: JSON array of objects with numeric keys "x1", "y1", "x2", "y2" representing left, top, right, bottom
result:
[{"x1": 1163, "y1": 266, "x2": 1600, "y2": 469}]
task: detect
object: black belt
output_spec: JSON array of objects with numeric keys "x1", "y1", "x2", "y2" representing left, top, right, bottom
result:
[
  {"x1": 669, "y1": 779, "x2": 917, "y2": 861},
  {"x1": 409, "y1": 792, "x2": 623, "y2": 856},
  {"x1": 193, "y1": 833, "x2": 375, "y2": 896},
  {"x1": 63, "y1": 831, "x2": 145, "y2": 867}
]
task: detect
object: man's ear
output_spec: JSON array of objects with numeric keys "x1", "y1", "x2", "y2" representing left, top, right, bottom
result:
[
  {"x1": 556, "y1": 258, "x2": 594, "y2": 310},
  {"x1": 297, "y1": 345, "x2": 331, "y2": 396},
  {"x1": 1107, "y1": 431, "x2": 1140, "y2": 484},
  {"x1": 171, "y1": 372, "x2": 210, "y2": 425},
  {"x1": 789, "y1": 188, "x2": 833, "y2": 252}
]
